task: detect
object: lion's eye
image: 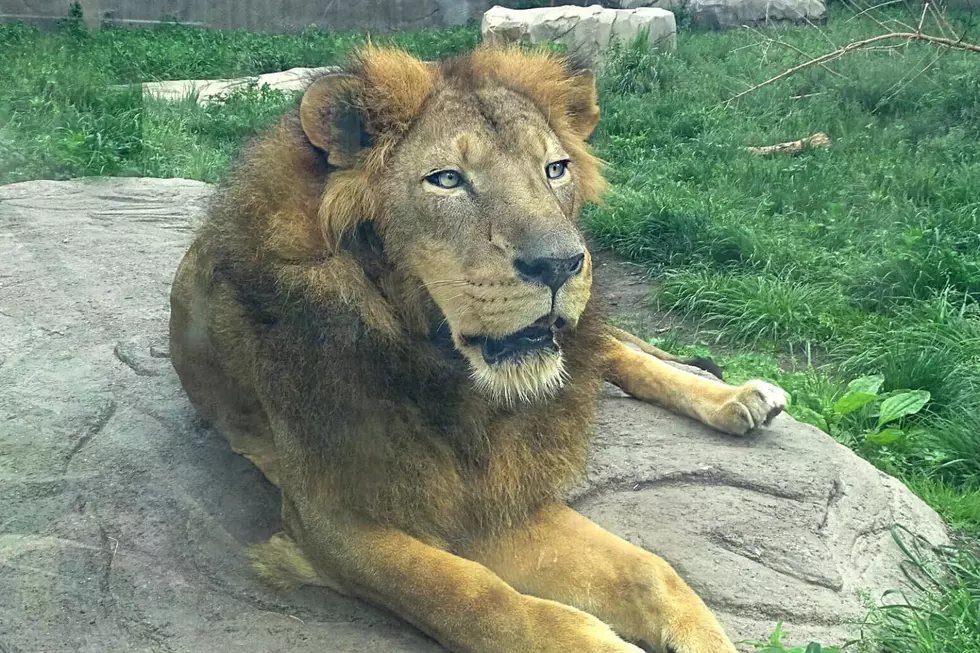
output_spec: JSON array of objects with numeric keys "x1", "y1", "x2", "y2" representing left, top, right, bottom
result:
[
  {"x1": 546, "y1": 160, "x2": 569, "y2": 180},
  {"x1": 426, "y1": 170, "x2": 464, "y2": 189}
]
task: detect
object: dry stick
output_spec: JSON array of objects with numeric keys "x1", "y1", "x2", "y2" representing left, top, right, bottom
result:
[
  {"x1": 928, "y1": 6, "x2": 950, "y2": 40},
  {"x1": 800, "y1": 9, "x2": 842, "y2": 51},
  {"x1": 878, "y1": 21, "x2": 962, "y2": 111},
  {"x1": 862, "y1": 45, "x2": 913, "y2": 55},
  {"x1": 724, "y1": 31, "x2": 980, "y2": 104},
  {"x1": 844, "y1": 0, "x2": 919, "y2": 40},
  {"x1": 874, "y1": 2, "x2": 944, "y2": 101},
  {"x1": 880, "y1": 47, "x2": 946, "y2": 107},
  {"x1": 744, "y1": 25, "x2": 847, "y2": 79},
  {"x1": 916, "y1": 2, "x2": 930, "y2": 36},
  {"x1": 928, "y1": 3, "x2": 957, "y2": 40},
  {"x1": 844, "y1": 0, "x2": 905, "y2": 24},
  {"x1": 845, "y1": 0, "x2": 913, "y2": 40}
]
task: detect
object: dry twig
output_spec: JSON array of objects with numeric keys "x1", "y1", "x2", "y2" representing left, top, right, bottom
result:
[{"x1": 744, "y1": 25, "x2": 847, "y2": 79}]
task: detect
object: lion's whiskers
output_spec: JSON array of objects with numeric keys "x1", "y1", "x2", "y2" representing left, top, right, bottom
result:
[{"x1": 403, "y1": 278, "x2": 470, "y2": 303}]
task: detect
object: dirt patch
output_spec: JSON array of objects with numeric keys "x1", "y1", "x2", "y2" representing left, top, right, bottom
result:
[{"x1": 589, "y1": 245, "x2": 712, "y2": 353}]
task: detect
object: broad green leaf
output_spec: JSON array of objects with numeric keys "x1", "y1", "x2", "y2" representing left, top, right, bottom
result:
[
  {"x1": 790, "y1": 405, "x2": 829, "y2": 432},
  {"x1": 847, "y1": 374, "x2": 884, "y2": 396},
  {"x1": 833, "y1": 392, "x2": 878, "y2": 416},
  {"x1": 877, "y1": 390, "x2": 931, "y2": 426},
  {"x1": 804, "y1": 644, "x2": 823, "y2": 653},
  {"x1": 865, "y1": 428, "x2": 905, "y2": 446}
]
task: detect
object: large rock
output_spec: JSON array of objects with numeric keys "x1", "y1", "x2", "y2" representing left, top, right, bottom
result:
[
  {"x1": 0, "y1": 178, "x2": 949, "y2": 652},
  {"x1": 140, "y1": 66, "x2": 340, "y2": 104},
  {"x1": 605, "y1": 0, "x2": 827, "y2": 29},
  {"x1": 687, "y1": 0, "x2": 826, "y2": 29},
  {"x1": 481, "y1": 4, "x2": 676, "y2": 67},
  {"x1": 610, "y1": 0, "x2": 685, "y2": 11}
]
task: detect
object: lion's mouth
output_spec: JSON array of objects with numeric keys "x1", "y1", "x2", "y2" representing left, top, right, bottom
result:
[{"x1": 462, "y1": 317, "x2": 567, "y2": 366}]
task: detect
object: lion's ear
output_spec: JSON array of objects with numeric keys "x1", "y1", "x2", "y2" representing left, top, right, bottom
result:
[
  {"x1": 300, "y1": 73, "x2": 370, "y2": 168},
  {"x1": 566, "y1": 70, "x2": 601, "y2": 141}
]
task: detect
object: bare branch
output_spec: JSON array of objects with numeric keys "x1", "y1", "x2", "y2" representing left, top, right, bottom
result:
[
  {"x1": 928, "y1": 2, "x2": 956, "y2": 40},
  {"x1": 724, "y1": 31, "x2": 980, "y2": 105},
  {"x1": 844, "y1": 0, "x2": 905, "y2": 24},
  {"x1": 743, "y1": 25, "x2": 847, "y2": 79},
  {"x1": 876, "y1": 28, "x2": 960, "y2": 110},
  {"x1": 844, "y1": 0, "x2": 898, "y2": 34},
  {"x1": 844, "y1": 0, "x2": 916, "y2": 33}
]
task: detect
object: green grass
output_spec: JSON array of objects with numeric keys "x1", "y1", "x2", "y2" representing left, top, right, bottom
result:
[
  {"x1": 0, "y1": 13, "x2": 479, "y2": 183},
  {"x1": 1, "y1": 7, "x2": 978, "y2": 651},
  {"x1": 861, "y1": 526, "x2": 980, "y2": 653}
]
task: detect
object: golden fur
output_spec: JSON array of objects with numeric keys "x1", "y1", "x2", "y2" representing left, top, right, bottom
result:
[{"x1": 169, "y1": 44, "x2": 788, "y2": 653}]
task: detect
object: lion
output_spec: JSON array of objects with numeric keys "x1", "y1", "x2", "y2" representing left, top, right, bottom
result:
[{"x1": 168, "y1": 44, "x2": 788, "y2": 653}]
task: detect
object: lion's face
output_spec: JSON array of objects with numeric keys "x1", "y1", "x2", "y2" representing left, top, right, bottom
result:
[
  {"x1": 299, "y1": 47, "x2": 604, "y2": 403},
  {"x1": 380, "y1": 85, "x2": 593, "y2": 402}
]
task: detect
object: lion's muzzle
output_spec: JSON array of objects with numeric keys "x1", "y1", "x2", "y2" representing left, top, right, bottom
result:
[
  {"x1": 463, "y1": 315, "x2": 568, "y2": 366},
  {"x1": 513, "y1": 252, "x2": 585, "y2": 294}
]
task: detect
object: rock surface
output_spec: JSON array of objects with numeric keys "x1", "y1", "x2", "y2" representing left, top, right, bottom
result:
[
  {"x1": 605, "y1": 0, "x2": 827, "y2": 29},
  {"x1": 0, "y1": 178, "x2": 949, "y2": 652},
  {"x1": 481, "y1": 4, "x2": 676, "y2": 67},
  {"x1": 688, "y1": 0, "x2": 826, "y2": 29},
  {"x1": 140, "y1": 66, "x2": 340, "y2": 104},
  {"x1": 609, "y1": 0, "x2": 685, "y2": 11}
]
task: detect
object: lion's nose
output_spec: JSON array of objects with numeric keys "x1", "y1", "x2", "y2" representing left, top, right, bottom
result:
[{"x1": 513, "y1": 252, "x2": 585, "y2": 293}]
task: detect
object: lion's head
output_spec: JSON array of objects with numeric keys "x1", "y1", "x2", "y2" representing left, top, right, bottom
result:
[{"x1": 298, "y1": 45, "x2": 606, "y2": 403}]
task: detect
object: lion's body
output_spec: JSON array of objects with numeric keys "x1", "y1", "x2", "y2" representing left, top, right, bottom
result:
[
  {"x1": 170, "y1": 45, "x2": 787, "y2": 653},
  {"x1": 171, "y1": 106, "x2": 607, "y2": 545}
]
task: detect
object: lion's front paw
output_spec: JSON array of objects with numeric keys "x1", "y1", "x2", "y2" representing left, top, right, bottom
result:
[
  {"x1": 643, "y1": 607, "x2": 738, "y2": 653},
  {"x1": 661, "y1": 627, "x2": 738, "y2": 653},
  {"x1": 708, "y1": 379, "x2": 787, "y2": 436},
  {"x1": 528, "y1": 599, "x2": 646, "y2": 653}
]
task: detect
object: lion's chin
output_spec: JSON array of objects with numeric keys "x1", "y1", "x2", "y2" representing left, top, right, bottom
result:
[{"x1": 467, "y1": 348, "x2": 567, "y2": 406}]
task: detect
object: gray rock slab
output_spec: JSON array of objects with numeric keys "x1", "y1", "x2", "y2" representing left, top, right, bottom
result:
[
  {"x1": 604, "y1": 0, "x2": 827, "y2": 29},
  {"x1": 688, "y1": 0, "x2": 827, "y2": 29},
  {"x1": 481, "y1": 4, "x2": 676, "y2": 67},
  {"x1": 0, "y1": 178, "x2": 949, "y2": 652},
  {"x1": 140, "y1": 66, "x2": 341, "y2": 104}
]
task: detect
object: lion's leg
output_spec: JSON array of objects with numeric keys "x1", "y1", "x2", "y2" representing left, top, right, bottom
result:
[
  {"x1": 607, "y1": 326, "x2": 724, "y2": 380},
  {"x1": 169, "y1": 244, "x2": 281, "y2": 486},
  {"x1": 247, "y1": 510, "x2": 644, "y2": 653},
  {"x1": 461, "y1": 503, "x2": 736, "y2": 653},
  {"x1": 603, "y1": 336, "x2": 787, "y2": 436}
]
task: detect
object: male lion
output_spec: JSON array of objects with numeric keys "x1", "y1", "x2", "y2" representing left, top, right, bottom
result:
[{"x1": 169, "y1": 44, "x2": 787, "y2": 653}]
